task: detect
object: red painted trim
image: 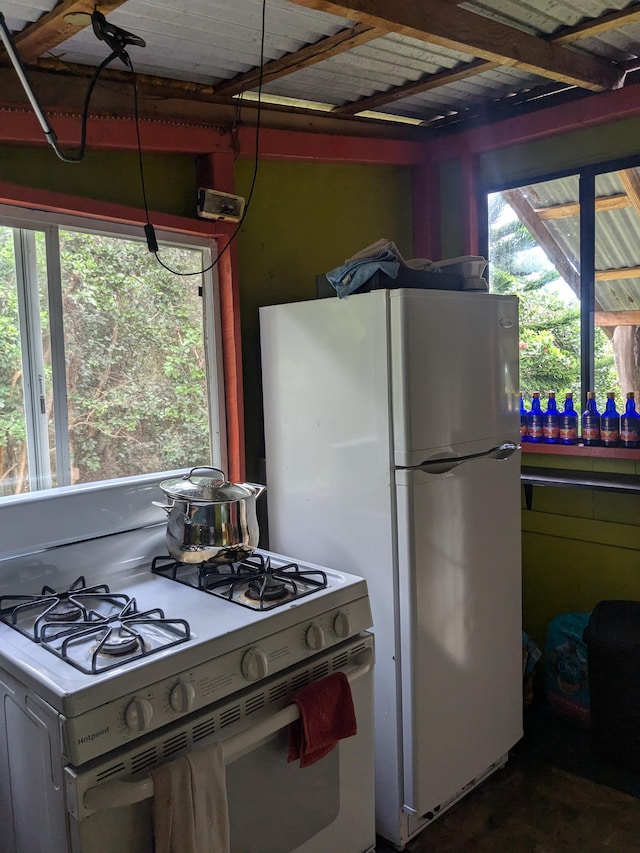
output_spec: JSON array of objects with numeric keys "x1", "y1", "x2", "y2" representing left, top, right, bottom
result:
[
  {"x1": 411, "y1": 163, "x2": 440, "y2": 259},
  {"x1": 0, "y1": 109, "x2": 231, "y2": 155},
  {"x1": 239, "y1": 126, "x2": 424, "y2": 165},
  {"x1": 0, "y1": 180, "x2": 223, "y2": 237},
  {"x1": 0, "y1": 108, "x2": 424, "y2": 165},
  {"x1": 460, "y1": 152, "x2": 479, "y2": 254},
  {"x1": 196, "y1": 154, "x2": 245, "y2": 483},
  {"x1": 429, "y1": 81, "x2": 640, "y2": 160},
  {"x1": 217, "y1": 240, "x2": 244, "y2": 482}
]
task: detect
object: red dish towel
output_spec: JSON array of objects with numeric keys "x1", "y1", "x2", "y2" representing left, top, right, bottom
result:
[{"x1": 288, "y1": 671, "x2": 357, "y2": 767}]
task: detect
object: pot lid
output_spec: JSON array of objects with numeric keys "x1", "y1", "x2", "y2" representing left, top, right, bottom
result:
[{"x1": 160, "y1": 467, "x2": 254, "y2": 502}]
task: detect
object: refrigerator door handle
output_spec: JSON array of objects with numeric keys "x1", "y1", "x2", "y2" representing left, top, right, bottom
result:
[{"x1": 400, "y1": 441, "x2": 520, "y2": 475}]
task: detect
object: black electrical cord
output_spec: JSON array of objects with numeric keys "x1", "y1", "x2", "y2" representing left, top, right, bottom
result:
[
  {"x1": 2, "y1": 0, "x2": 265, "y2": 273},
  {"x1": 132, "y1": 0, "x2": 267, "y2": 277},
  {"x1": 0, "y1": 10, "x2": 130, "y2": 163},
  {"x1": 57, "y1": 50, "x2": 122, "y2": 162}
]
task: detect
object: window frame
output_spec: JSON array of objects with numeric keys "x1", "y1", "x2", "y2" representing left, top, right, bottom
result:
[
  {"x1": 0, "y1": 203, "x2": 227, "y2": 495},
  {"x1": 480, "y1": 151, "x2": 640, "y2": 433}
]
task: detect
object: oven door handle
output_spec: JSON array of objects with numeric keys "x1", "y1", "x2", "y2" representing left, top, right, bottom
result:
[{"x1": 82, "y1": 648, "x2": 373, "y2": 813}]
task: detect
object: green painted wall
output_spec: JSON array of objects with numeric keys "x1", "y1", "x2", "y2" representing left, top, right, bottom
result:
[
  {"x1": 522, "y1": 453, "x2": 640, "y2": 658},
  {"x1": 448, "y1": 117, "x2": 640, "y2": 661},
  {"x1": 438, "y1": 161, "x2": 466, "y2": 259},
  {"x1": 479, "y1": 115, "x2": 640, "y2": 186},
  {"x1": 0, "y1": 145, "x2": 196, "y2": 215},
  {"x1": 234, "y1": 158, "x2": 414, "y2": 483}
]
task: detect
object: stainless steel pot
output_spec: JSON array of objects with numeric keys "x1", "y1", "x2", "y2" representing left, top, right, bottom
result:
[{"x1": 155, "y1": 467, "x2": 266, "y2": 564}]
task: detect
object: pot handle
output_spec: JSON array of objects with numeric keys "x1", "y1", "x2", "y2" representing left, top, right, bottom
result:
[
  {"x1": 243, "y1": 482, "x2": 267, "y2": 499},
  {"x1": 153, "y1": 501, "x2": 191, "y2": 524},
  {"x1": 184, "y1": 466, "x2": 226, "y2": 483}
]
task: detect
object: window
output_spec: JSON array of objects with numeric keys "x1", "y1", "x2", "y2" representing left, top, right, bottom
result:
[
  {"x1": 0, "y1": 207, "x2": 225, "y2": 496},
  {"x1": 485, "y1": 158, "x2": 640, "y2": 426}
]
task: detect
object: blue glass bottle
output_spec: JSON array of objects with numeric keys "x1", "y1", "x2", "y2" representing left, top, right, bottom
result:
[
  {"x1": 581, "y1": 392, "x2": 600, "y2": 446},
  {"x1": 620, "y1": 392, "x2": 639, "y2": 449},
  {"x1": 559, "y1": 393, "x2": 578, "y2": 445},
  {"x1": 527, "y1": 392, "x2": 543, "y2": 443},
  {"x1": 519, "y1": 393, "x2": 528, "y2": 443},
  {"x1": 543, "y1": 392, "x2": 560, "y2": 444},
  {"x1": 600, "y1": 392, "x2": 619, "y2": 447}
]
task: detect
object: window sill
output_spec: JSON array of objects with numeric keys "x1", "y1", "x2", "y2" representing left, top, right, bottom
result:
[{"x1": 522, "y1": 442, "x2": 640, "y2": 461}]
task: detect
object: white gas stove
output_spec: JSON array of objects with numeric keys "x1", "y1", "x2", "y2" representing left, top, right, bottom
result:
[{"x1": 0, "y1": 473, "x2": 375, "y2": 853}]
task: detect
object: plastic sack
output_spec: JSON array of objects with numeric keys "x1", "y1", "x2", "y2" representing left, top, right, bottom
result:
[
  {"x1": 522, "y1": 631, "x2": 541, "y2": 707},
  {"x1": 545, "y1": 612, "x2": 591, "y2": 727}
]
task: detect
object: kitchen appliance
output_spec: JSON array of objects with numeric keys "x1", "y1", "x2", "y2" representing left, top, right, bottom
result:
[
  {"x1": 155, "y1": 466, "x2": 266, "y2": 563},
  {"x1": 0, "y1": 474, "x2": 375, "y2": 853},
  {"x1": 260, "y1": 287, "x2": 523, "y2": 849}
]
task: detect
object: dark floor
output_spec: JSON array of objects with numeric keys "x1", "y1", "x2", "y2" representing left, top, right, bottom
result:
[{"x1": 375, "y1": 698, "x2": 640, "y2": 852}]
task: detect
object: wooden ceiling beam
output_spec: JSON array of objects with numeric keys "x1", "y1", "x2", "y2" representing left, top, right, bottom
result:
[
  {"x1": 617, "y1": 169, "x2": 640, "y2": 216},
  {"x1": 596, "y1": 266, "x2": 640, "y2": 282},
  {"x1": 286, "y1": 0, "x2": 624, "y2": 92},
  {"x1": 333, "y1": 58, "x2": 500, "y2": 116},
  {"x1": 553, "y1": 7, "x2": 640, "y2": 45},
  {"x1": 10, "y1": 1, "x2": 129, "y2": 63},
  {"x1": 332, "y1": 1, "x2": 635, "y2": 116},
  {"x1": 502, "y1": 188, "x2": 582, "y2": 296},
  {"x1": 504, "y1": 185, "x2": 640, "y2": 333},
  {"x1": 595, "y1": 310, "x2": 640, "y2": 326},
  {"x1": 535, "y1": 193, "x2": 631, "y2": 220},
  {"x1": 215, "y1": 22, "x2": 387, "y2": 96},
  {"x1": 0, "y1": 67, "x2": 429, "y2": 147}
]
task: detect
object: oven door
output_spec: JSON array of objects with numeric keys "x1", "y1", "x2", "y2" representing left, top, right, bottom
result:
[{"x1": 65, "y1": 634, "x2": 375, "y2": 853}]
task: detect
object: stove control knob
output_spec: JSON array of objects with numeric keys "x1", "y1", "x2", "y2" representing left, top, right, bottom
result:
[
  {"x1": 170, "y1": 681, "x2": 196, "y2": 713},
  {"x1": 125, "y1": 697, "x2": 153, "y2": 732},
  {"x1": 305, "y1": 623, "x2": 325, "y2": 650},
  {"x1": 242, "y1": 647, "x2": 269, "y2": 681},
  {"x1": 333, "y1": 611, "x2": 351, "y2": 638}
]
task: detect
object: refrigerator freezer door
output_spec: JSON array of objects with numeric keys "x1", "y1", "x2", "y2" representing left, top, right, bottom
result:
[
  {"x1": 395, "y1": 451, "x2": 522, "y2": 817},
  {"x1": 389, "y1": 290, "x2": 519, "y2": 467}
]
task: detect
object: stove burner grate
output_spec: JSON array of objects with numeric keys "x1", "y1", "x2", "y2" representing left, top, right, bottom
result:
[
  {"x1": 152, "y1": 553, "x2": 328, "y2": 610},
  {"x1": 0, "y1": 577, "x2": 191, "y2": 674},
  {"x1": 0, "y1": 576, "x2": 130, "y2": 640}
]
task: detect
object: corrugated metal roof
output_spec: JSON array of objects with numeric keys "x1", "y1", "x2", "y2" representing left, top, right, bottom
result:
[
  {"x1": 49, "y1": 0, "x2": 355, "y2": 85},
  {"x1": 461, "y1": 0, "x2": 629, "y2": 35},
  {"x1": 2, "y1": 0, "x2": 640, "y2": 128},
  {"x1": 498, "y1": 170, "x2": 640, "y2": 314},
  {"x1": 1, "y1": 0, "x2": 55, "y2": 30}
]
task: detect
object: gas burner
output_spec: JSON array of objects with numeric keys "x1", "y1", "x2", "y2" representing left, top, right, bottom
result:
[
  {"x1": 0, "y1": 578, "x2": 192, "y2": 674},
  {"x1": 38, "y1": 598, "x2": 191, "y2": 675},
  {"x1": 246, "y1": 575, "x2": 289, "y2": 602},
  {"x1": 199, "y1": 560, "x2": 241, "y2": 582},
  {"x1": 45, "y1": 600, "x2": 84, "y2": 622},
  {"x1": 99, "y1": 631, "x2": 141, "y2": 656},
  {"x1": 152, "y1": 552, "x2": 329, "y2": 610},
  {"x1": 0, "y1": 576, "x2": 130, "y2": 641}
]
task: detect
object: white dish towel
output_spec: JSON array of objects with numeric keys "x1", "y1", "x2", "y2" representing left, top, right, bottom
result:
[{"x1": 152, "y1": 742, "x2": 230, "y2": 853}]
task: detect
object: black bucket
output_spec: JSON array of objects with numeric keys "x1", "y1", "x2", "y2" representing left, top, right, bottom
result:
[{"x1": 583, "y1": 600, "x2": 640, "y2": 768}]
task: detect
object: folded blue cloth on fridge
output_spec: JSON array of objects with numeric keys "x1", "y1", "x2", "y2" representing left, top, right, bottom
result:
[{"x1": 325, "y1": 249, "x2": 400, "y2": 298}]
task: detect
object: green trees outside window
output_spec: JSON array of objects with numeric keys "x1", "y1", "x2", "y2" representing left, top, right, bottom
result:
[
  {"x1": 487, "y1": 170, "x2": 630, "y2": 416},
  {"x1": 0, "y1": 217, "x2": 221, "y2": 496}
]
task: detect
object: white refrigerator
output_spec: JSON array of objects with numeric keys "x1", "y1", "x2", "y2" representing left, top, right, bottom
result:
[{"x1": 259, "y1": 288, "x2": 522, "y2": 849}]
